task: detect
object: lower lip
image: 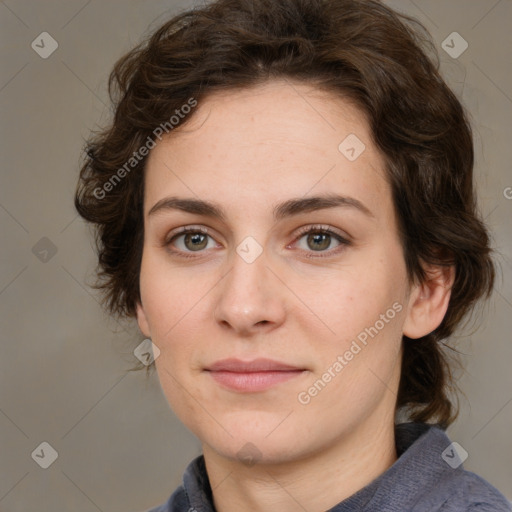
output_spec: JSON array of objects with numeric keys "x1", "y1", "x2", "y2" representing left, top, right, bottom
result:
[{"x1": 207, "y1": 370, "x2": 305, "y2": 392}]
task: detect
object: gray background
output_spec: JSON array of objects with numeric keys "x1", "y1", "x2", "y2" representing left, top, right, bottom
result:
[{"x1": 0, "y1": 1, "x2": 511, "y2": 511}]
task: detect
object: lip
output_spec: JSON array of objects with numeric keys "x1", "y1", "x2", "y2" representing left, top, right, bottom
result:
[
  {"x1": 206, "y1": 358, "x2": 304, "y2": 372},
  {"x1": 205, "y1": 358, "x2": 307, "y2": 392}
]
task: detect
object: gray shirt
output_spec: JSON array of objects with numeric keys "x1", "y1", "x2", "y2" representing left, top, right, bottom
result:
[{"x1": 146, "y1": 422, "x2": 511, "y2": 511}]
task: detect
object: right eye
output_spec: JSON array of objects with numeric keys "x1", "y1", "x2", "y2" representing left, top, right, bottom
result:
[{"x1": 165, "y1": 226, "x2": 219, "y2": 256}]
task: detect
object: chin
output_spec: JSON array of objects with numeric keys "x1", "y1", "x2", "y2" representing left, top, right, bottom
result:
[{"x1": 199, "y1": 417, "x2": 315, "y2": 465}]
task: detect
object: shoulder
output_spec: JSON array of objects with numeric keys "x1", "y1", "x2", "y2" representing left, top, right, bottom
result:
[
  {"x1": 142, "y1": 454, "x2": 212, "y2": 512},
  {"x1": 449, "y1": 470, "x2": 512, "y2": 511},
  {"x1": 142, "y1": 484, "x2": 190, "y2": 512},
  {"x1": 392, "y1": 423, "x2": 511, "y2": 511},
  {"x1": 410, "y1": 441, "x2": 511, "y2": 511}
]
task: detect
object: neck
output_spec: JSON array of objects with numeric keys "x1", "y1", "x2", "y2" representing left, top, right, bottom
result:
[{"x1": 203, "y1": 413, "x2": 397, "y2": 512}]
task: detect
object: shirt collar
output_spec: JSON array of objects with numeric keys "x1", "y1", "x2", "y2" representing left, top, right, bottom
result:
[{"x1": 180, "y1": 422, "x2": 450, "y2": 511}]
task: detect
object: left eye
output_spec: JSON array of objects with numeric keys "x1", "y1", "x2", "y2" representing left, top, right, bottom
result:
[{"x1": 293, "y1": 227, "x2": 348, "y2": 255}]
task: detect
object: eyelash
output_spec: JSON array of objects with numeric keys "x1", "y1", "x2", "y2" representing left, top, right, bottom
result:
[{"x1": 164, "y1": 224, "x2": 351, "y2": 259}]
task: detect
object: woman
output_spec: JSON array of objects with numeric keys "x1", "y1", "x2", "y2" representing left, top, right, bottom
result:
[{"x1": 74, "y1": 0, "x2": 511, "y2": 510}]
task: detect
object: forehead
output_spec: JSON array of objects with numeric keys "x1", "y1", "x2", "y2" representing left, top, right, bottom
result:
[{"x1": 144, "y1": 80, "x2": 390, "y2": 219}]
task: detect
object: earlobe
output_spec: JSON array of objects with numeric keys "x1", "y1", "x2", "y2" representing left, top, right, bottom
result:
[
  {"x1": 136, "y1": 301, "x2": 151, "y2": 338},
  {"x1": 402, "y1": 265, "x2": 455, "y2": 339}
]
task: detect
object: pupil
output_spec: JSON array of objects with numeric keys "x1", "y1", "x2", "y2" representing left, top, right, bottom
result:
[
  {"x1": 186, "y1": 233, "x2": 207, "y2": 251},
  {"x1": 308, "y1": 233, "x2": 330, "y2": 251}
]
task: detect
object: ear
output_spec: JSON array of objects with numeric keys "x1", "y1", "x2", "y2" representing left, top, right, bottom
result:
[
  {"x1": 402, "y1": 264, "x2": 455, "y2": 339},
  {"x1": 136, "y1": 301, "x2": 151, "y2": 338}
]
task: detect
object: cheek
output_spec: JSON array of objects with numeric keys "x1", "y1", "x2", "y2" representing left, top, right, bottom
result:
[
  {"x1": 297, "y1": 249, "x2": 408, "y2": 403},
  {"x1": 138, "y1": 252, "x2": 204, "y2": 337},
  {"x1": 303, "y1": 257, "x2": 406, "y2": 340},
  {"x1": 138, "y1": 253, "x2": 217, "y2": 388}
]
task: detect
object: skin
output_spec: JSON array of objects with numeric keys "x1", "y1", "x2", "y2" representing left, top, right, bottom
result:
[{"x1": 136, "y1": 79, "x2": 454, "y2": 512}]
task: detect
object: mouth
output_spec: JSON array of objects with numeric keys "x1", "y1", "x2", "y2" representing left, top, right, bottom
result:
[{"x1": 204, "y1": 358, "x2": 308, "y2": 392}]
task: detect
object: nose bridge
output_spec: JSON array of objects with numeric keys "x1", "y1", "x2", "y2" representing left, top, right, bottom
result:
[{"x1": 214, "y1": 240, "x2": 286, "y2": 333}]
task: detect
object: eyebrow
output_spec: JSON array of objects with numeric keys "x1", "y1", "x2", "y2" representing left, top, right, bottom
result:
[{"x1": 147, "y1": 193, "x2": 374, "y2": 221}]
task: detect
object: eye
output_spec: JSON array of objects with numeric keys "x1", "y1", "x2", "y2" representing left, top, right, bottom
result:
[
  {"x1": 165, "y1": 226, "x2": 218, "y2": 256},
  {"x1": 290, "y1": 225, "x2": 351, "y2": 258}
]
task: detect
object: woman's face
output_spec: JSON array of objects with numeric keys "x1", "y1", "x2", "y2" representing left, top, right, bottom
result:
[{"x1": 137, "y1": 80, "x2": 417, "y2": 464}]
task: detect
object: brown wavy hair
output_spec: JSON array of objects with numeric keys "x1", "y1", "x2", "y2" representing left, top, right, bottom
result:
[{"x1": 74, "y1": 0, "x2": 495, "y2": 428}]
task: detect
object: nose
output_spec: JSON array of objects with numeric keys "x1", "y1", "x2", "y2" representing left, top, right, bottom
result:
[{"x1": 213, "y1": 247, "x2": 287, "y2": 337}]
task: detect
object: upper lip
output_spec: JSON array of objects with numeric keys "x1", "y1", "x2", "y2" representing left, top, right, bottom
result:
[{"x1": 206, "y1": 358, "x2": 304, "y2": 372}]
